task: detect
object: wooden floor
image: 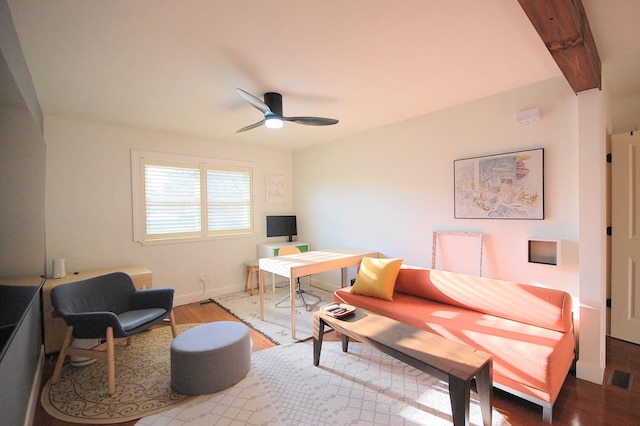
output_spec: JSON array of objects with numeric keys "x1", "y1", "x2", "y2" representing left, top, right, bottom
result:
[{"x1": 34, "y1": 301, "x2": 640, "y2": 426}]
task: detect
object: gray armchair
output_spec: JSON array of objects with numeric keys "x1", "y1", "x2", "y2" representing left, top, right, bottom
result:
[{"x1": 50, "y1": 271, "x2": 177, "y2": 394}]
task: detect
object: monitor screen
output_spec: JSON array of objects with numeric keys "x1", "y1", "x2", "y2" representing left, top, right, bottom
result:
[{"x1": 266, "y1": 215, "x2": 297, "y2": 242}]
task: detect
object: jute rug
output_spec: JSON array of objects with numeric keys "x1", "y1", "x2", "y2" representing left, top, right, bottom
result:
[
  {"x1": 41, "y1": 324, "x2": 198, "y2": 424},
  {"x1": 137, "y1": 341, "x2": 510, "y2": 425},
  {"x1": 211, "y1": 284, "x2": 334, "y2": 344}
]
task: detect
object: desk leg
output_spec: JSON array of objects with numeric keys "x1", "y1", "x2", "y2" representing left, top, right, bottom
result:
[
  {"x1": 290, "y1": 277, "x2": 296, "y2": 340},
  {"x1": 313, "y1": 316, "x2": 324, "y2": 366},
  {"x1": 259, "y1": 269, "x2": 265, "y2": 320},
  {"x1": 341, "y1": 267, "x2": 347, "y2": 287},
  {"x1": 476, "y1": 361, "x2": 493, "y2": 426},
  {"x1": 448, "y1": 375, "x2": 470, "y2": 426}
]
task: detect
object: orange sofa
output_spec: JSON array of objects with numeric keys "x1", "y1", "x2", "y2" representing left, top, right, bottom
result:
[{"x1": 333, "y1": 265, "x2": 575, "y2": 423}]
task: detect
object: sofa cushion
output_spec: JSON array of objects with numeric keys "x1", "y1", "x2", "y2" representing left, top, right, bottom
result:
[
  {"x1": 334, "y1": 287, "x2": 575, "y2": 403},
  {"x1": 393, "y1": 266, "x2": 573, "y2": 333},
  {"x1": 350, "y1": 257, "x2": 403, "y2": 301},
  {"x1": 118, "y1": 308, "x2": 167, "y2": 331}
]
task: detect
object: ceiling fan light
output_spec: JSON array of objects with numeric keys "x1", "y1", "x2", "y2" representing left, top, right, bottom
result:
[{"x1": 265, "y1": 117, "x2": 284, "y2": 129}]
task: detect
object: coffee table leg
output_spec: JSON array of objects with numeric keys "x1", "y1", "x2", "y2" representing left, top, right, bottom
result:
[
  {"x1": 476, "y1": 361, "x2": 493, "y2": 426},
  {"x1": 313, "y1": 316, "x2": 325, "y2": 366},
  {"x1": 448, "y1": 375, "x2": 470, "y2": 426},
  {"x1": 341, "y1": 333, "x2": 349, "y2": 352}
]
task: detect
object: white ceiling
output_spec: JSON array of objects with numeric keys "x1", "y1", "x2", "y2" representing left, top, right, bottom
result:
[{"x1": 7, "y1": 0, "x2": 640, "y2": 150}]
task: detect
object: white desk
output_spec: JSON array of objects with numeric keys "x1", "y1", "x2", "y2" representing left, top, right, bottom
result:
[
  {"x1": 258, "y1": 241, "x2": 310, "y2": 292},
  {"x1": 258, "y1": 248, "x2": 378, "y2": 339}
]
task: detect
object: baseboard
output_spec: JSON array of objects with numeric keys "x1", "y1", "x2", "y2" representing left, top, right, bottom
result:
[
  {"x1": 24, "y1": 345, "x2": 44, "y2": 426},
  {"x1": 173, "y1": 278, "x2": 341, "y2": 307},
  {"x1": 309, "y1": 278, "x2": 341, "y2": 292},
  {"x1": 576, "y1": 359, "x2": 605, "y2": 384},
  {"x1": 174, "y1": 287, "x2": 235, "y2": 306}
]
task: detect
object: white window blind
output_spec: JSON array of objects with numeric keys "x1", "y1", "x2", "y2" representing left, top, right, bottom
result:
[
  {"x1": 144, "y1": 162, "x2": 201, "y2": 237},
  {"x1": 207, "y1": 167, "x2": 252, "y2": 235},
  {"x1": 132, "y1": 151, "x2": 253, "y2": 244}
]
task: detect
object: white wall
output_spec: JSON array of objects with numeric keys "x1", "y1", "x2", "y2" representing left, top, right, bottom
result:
[
  {"x1": 44, "y1": 116, "x2": 294, "y2": 304},
  {"x1": 0, "y1": 106, "x2": 46, "y2": 276},
  {"x1": 576, "y1": 88, "x2": 607, "y2": 383},
  {"x1": 609, "y1": 91, "x2": 640, "y2": 134},
  {"x1": 295, "y1": 77, "x2": 580, "y2": 296}
]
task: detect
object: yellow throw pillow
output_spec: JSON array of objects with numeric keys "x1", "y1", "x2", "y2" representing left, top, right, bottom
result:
[{"x1": 351, "y1": 257, "x2": 403, "y2": 301}]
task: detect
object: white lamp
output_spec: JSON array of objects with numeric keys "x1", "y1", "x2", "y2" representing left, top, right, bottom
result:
[{"x1": 265, "y1": 116, "x2": 284, "y2": 129}]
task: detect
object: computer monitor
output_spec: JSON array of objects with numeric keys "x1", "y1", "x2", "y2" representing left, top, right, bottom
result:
[{"x1": 266, "y1": 215, "x2": 297, "y2": 242}]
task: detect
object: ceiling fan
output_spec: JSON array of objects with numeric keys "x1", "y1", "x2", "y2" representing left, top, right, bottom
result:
[{"x1": 235, "y1": 88, "x2": 339, "y2": 133}]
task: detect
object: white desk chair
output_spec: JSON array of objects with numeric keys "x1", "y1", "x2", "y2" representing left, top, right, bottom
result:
[{"x1": 274, "y1": 245, "x2": 321, "y2": 310}]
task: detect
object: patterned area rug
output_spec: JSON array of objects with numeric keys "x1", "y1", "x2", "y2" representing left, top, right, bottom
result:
[
  {"x1": 41, "y1": 324, "x2": 198, "y2": 424},
  {"x1": 137, "y1": 341, "x2": 510, "y2": 425},
  {"x1": 212, "y1": 284, "x2": 334, "y2": 344}
]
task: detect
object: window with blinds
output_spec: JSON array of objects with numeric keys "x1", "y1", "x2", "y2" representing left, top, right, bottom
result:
[
  {"x1": 206, "y1": 168, "x2": 252, "y2": 234},
  {"x1": 132, "y1": 151, "x2": 253, "y2": 244}
]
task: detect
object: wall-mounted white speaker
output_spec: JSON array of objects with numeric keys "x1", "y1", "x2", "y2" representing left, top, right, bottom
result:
[
  {"x1": 515, "y1": 107, "x2": 541, "y2": 124},
  {"x1": 52, "y1": 258, "x2": 66, "y2": 279}
]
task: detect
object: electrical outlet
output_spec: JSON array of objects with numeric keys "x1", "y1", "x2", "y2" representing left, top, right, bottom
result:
[{"x1": 198, "y1": 273, "x2": 211, "y2": 283}]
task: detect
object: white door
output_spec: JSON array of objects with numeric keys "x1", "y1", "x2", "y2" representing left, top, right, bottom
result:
[{"x1": 611, "y1": 131, "x2": 640, "y2": 344}]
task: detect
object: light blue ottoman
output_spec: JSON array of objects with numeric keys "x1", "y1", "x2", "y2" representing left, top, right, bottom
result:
[{"x1": 171, "y1": 321, "x2": 251, "y2": 395}]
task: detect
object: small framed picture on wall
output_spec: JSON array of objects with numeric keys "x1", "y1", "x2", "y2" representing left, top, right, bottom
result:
[{"x1": 266, "y1": 174, "x2": 286, "y2": 204}]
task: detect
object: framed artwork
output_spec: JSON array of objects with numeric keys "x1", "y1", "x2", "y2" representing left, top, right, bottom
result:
[{"x1": 454, "y1": 148, "x2": 544, "y2": 219}]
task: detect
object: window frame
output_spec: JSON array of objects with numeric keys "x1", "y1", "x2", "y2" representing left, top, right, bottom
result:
[{"x1": 131, "y1": 150, "x2": 254, "y2": 245}]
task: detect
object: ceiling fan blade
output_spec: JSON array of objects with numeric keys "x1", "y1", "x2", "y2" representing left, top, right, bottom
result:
[
  {"x1": 283, "y1": 116, "x2": 339, "y2": 126},
  {"x1": 236, "y1": 88, "x2": 271, "y2": 114},
  {"x1": 236, "y1": 119, "x2": 265, "y2": 133}
]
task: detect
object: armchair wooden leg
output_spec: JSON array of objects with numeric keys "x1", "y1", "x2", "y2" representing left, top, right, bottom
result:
[
  {"x1": 169, "y1": 310, "x2": 178, "y2": 338},
  {"x1": 106, "y1": 327, "x2": 115, "y2": 395},
  {"x1": 126, "y1": 336, "x2": 133, "y2": 346},
  {"x1": 52, "y1": 326, "x2": 74, "y2": 384}
]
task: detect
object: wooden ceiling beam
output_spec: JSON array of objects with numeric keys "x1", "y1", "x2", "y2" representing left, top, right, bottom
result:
[{"x1": 518, "y1": 0, "x2": 601, "y2": 93}]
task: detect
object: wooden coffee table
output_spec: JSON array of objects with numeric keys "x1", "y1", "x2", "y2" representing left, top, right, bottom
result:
[{"x1": 313, "y1": 308, "x2": 493, "y2": 426}]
